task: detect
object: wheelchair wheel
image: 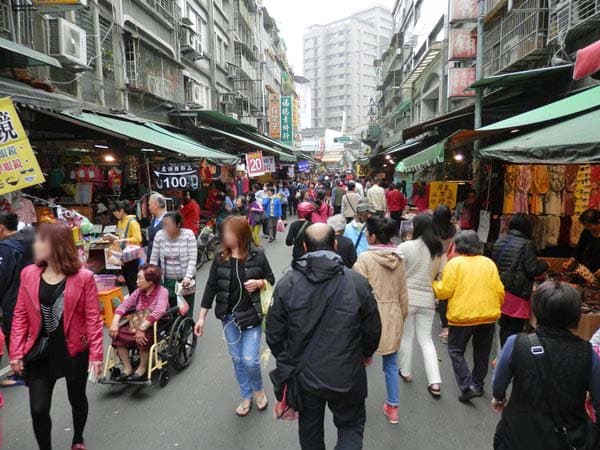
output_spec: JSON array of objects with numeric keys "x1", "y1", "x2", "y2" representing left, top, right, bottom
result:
[
  {"x1": 152, "y1": 368, "x2": 169, "y2": 388},
  {"x1": 169, "y1": 316, "x2": 197, "y2": 371}
]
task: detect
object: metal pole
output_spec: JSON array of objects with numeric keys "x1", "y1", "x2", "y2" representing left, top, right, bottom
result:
[
  {"x1": 473, "y1": 0, "x2": 485, "y2": 186},
  {"x1": 207, "y1": 0, "x2": 219, "y2": 110}
]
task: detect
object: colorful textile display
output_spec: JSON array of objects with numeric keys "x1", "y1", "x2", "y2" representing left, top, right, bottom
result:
[
  {"x1": 574, "y1": 165, "x2": 592, "y2": 215},
  {"x1": 544, "y1": 165, "x2": 565, "y2": 216},
  {"x1": 530, "y1": 165, "x2": 549, "y2": 215}
]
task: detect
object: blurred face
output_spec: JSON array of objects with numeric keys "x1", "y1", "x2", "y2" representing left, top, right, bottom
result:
[
  {"x1": 33, "y1": 233, "x2": 52, "y2": 263},
  {"x1": 357, "y1": 211, "x2": 368, "y2": 223},
  {"x1": 136, "y1": 270, "x2": 153, "y2": 291},
  {"x1": 466, "y1": 192, "x2": 477, "y2": 204},
  {"x1": 112, "y1": 209, "x2": 124, "y2": 220},
  {"x1": 236, "y1": 198, "x2": 244, "y2": 208},
  {"x1": 222, "y1": 223, "x2": 239, "y2": 250},
  {"x1": 583, "y1": 222, "x2": 600, "y2": 236},
  {"x1": 163, "y1": 217, "x2": 179, "y2": 238}
]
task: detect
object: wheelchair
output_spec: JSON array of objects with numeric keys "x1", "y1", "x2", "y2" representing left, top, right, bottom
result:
[{"x1": 99, "y1": 306, "x2": 197, "y2": 388}]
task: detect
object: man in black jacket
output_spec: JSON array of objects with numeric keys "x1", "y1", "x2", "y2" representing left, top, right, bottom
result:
[{"x1": 266, "y1": 223, "x2": 381, "y2": 450}]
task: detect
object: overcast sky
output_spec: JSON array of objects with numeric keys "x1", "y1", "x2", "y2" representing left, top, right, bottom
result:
[{"x1": 261, "y1": 0, "x2": 395, "y2": 75}]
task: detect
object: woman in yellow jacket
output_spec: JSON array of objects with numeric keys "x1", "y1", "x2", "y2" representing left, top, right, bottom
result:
[
  {"x1": 433, "y1": 230, "x2": 504, "y2": 403},
  {"x1": 111, "y1": 201, "x2": 143, "y2": 294}
]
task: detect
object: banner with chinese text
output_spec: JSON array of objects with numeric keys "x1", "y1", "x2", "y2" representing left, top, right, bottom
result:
[
  {"x1": 0, "y1": 97, "x2": 45, "y2": 195},
  {"x1": 448, "y1": 67, "x2": 476, "y2": 97},
  {"x1": 280, "y1": 95, "x2": 293, "y2": 146},
  {"x1": 268, "y1": 94, "x2": 280, "y2": 139},
  {"x1": 449, "y1": 0, "x2": 477, "y2": 22},
  {"x1": 245, "y1": 151, "x2": 265, "y2": 177},
  {"x1": 449, "y1": 28, "x2": 476, "y2": 60},
  {"x1": 263, "y1": 156, "x2": 276, "y2": 173},
  {"x1": 428, "y1": 182, "x2": 458, "y2": 210}
]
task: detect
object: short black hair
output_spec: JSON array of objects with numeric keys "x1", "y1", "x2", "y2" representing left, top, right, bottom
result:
[
  {"x1": 346, "y1": 181, "x2": 356, "y2": 191},
  {"x1": 366, "y1": 216, "x2": 397, "y2": 245},
  {"x1": 304, "y1": 223, "x2": 336, "y2": 252},
  {"x1": 0, "y1": 211, "x2": 18, "y2": 231},
  {"x1": 532, "y1": 281, "x2": 582, "y2": 329},
  {"x1": 509, "y1": 213, "x2": 532, "y2": 239},
  {"x1": 163, "y1": 212, "x2": 182, "y2": 228},
  {"x1": 453, "y1": 230, "x2": 482, "y2": 255},
  {"x1": 579, "y1": 208, "x2": 600, "y2": 225},
  {"x1": 112, "y1": 200, "x2": 134, "y2": 215},
  {"x1": 267, "y1": 187, "x2": 275, "y2": 194}
]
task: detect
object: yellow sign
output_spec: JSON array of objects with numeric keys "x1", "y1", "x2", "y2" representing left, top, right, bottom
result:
[
  {"x1": 33, "y1": 0, "x2": 82, "y2": 5},
  {"x1": 428, "y1": 181, "x2": 458, "y2": 210},
  {"x1": 0, "y1": 97, "x2": 45, "y2": 195},
  {"x1": 355, "y1": 163, "x2": 370, "y2": 177}
]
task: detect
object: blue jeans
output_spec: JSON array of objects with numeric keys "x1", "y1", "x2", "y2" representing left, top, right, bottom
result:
[
  {"x1": 382, "y1": 352, "x2": 399, "y2": 407},
  {"x1": 222, "y1": 315, "x2": 263, "y2": 400}
]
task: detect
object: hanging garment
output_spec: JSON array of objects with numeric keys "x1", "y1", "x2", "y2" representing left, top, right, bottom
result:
[
  {"x1": 514, "y1": 165, "x2": 532, "y2": 213},
  {"x1": 562, "y1": 165, "x2": 580, "y2": 216},
  {"x1": 530, "y1": 165, "x2": 549, "y2": 215},
  {"x1": 545, "y1": 215, "x2": 561, "y2": 247},
  {"x1": 533, "y1": 215, "x2": 547, "y2": 251},
  {"x1": 570, "y1": 216, "x2": 584, "y2": 247},
  {"x1": 589, "y1": 165, "x2": 600, "y2": 209},
  {"x1": 13, "y1": 197, "x2": 37, "y2": 225},
  {"x1": 574, "y1": 165, "x2": 592, "y2": 215},
  {"x1": 503, "y1": 166, "x2": 519, "y2": 214},
  {"x1": 543, "y1": 165, "x2": 565, "y2": 216}
]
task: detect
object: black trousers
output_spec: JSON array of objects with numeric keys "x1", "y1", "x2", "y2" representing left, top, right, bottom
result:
[
  {"x1": 448, "y1": 323, "x2": 495, "y2": 393},
  {"x1": 298, "y1": 391, "x2": 366, "y2": 450},
  {"x1": 499, "y1": 314, "x2": 526, "y2": 347},
  {"x1": 437, "y1": 301, "x2": 449, "y2": 329},
  {"x1": 28, "y1": 372, "x2": 89, "y2": 449},
  {"x1": 1, "y1": 317, "x2": 11, "y2": 366},
  {"x1": 334, "y1": 206, "x2": 342, "y2": 215},
  {"x1": 121, "y1": 259, "x2": 140, "y2": 294}
]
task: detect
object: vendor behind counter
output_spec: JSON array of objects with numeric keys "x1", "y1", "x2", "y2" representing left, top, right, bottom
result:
[{"x1": 576, "y1": 209, "x2": 600, "y2": 274}]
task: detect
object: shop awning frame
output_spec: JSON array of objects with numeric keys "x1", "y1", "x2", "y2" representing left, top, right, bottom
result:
[
  {"x1": 382, "y1": 139, "x2": 422, "y2": 155},
  {"x1": 60, "y1": 111, "x2": 238, "y2": 162},
  {"x1": 470, "y1": 64, "x2": 573, "y2": 89},
  {"x1": 194, "y1": 110, "x2": 257, "y2": 132},
  {"x1": 0, "y1": 77, "x2": 80, "y2": 110},
  {"x1": 476, "y1": 108, "x2": 600, "y2": 164},
  {"x1": 0, "y1": 37, "x2": 62, "y2": 68},
  {"x1": 395, "y1": 139, "x2": 446, "y2": 173}
]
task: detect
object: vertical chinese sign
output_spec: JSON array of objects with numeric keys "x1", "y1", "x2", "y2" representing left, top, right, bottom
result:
[
  {"x1": 448, "y1": 68, "x2": 476, "y2": 97},
  {"x1": 292, "y1": 97, "x2": 300, "y2": 145},
  {"x1": 448, "y1": 28, "x2": 477, "y2": 60},
  {"x1": 0, "y1": 97, "x2": 45, "y2": 195},
  {"x1": 268, "y1": 94, "x2": 280, "y2": 139},
  {"x1": 280, "y1": 95, "x2": 293, "y2": 146},
  {"x1": 449, "y1": 0, "x2": 477, "y2": 22}
]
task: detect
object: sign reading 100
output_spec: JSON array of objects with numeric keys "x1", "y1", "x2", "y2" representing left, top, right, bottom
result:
[{"x1": 154, "y1": 163, "x2": 199, "y2": 191}]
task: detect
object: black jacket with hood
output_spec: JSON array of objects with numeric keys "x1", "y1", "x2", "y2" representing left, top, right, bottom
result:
[
  {"x1": 492, "y1": 230, "x2": 548, "y2": 300},
  {"x1": 0, "y1": 228, "x2": 34, "y2": 319},
  {"x1": 266, "y1": 250, "x2": 382, "y2": 401}
]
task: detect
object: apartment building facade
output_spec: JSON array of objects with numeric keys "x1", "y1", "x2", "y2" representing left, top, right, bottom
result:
[
  {"x1": 303, "y1": 6, "x2": 392, "y2": 135},
  {"x1": 0, "y1": 0, "x2": 294, "y2": 129}
]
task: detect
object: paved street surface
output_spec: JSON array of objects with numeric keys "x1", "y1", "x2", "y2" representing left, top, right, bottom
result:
[{"x1": 3, "y1": 232, "x2": 499, "y2": 450}]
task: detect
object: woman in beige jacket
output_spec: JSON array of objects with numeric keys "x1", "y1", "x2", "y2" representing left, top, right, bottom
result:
[{"x1": 354, "y1": 216, "x2": 409, "y2": 425}]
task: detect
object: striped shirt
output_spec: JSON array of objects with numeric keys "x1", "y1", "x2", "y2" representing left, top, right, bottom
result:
[{"x1": 150, "y1": 229, "x2": 197, "y2": 280}]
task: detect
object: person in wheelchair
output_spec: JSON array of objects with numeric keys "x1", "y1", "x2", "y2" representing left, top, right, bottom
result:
[{"x1": 108, "y1": 264, "x2": 169, "y2": 382}]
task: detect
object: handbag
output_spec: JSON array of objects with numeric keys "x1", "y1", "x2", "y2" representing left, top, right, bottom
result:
[
  {"x1": 23, "y1": 329, "x2": 49, "y2": 364},
  {"x1": 527, "y1": 334, "x2": 600, "y2": 450}
]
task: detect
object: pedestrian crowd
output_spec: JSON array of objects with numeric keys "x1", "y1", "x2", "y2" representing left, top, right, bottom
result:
[{"x1": 0, "y1": 174, "x2": 599, "y2": 450}]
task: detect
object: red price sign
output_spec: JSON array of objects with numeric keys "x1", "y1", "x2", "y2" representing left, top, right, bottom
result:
[{"x1": 245, "y1": 151, "x2": 265, "y2": 178}]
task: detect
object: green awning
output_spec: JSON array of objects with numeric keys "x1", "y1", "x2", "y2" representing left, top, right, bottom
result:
[
  {"x1": 391, "y1": 100, "x2": 411, "y2": 117},
  {"x1": 195, "y1": 110, "x2": 257, "y2": 132},
  {"x1": 61, "y1": 111, "x2": 236, "y2": 161},
  {"x1": 382, "y1": 140, "x2": 421, "y2": 155},
  {"x1": 479, "y1": 86, "x2": 600, "y2": 131},
  {"x1": 0, "y1": 37, "x2": 62, "y2": 68},
  {"x1": 476, "y1": 109, "x2": 600, "y2": 163},
  {"x1": 200, "y1": 126, "x2": 296, "y2": 162},
  {"x1": 239, "y1": 129, "x2": 297, "y2": 154},
  {"x1": 395, "y1": 139, "x2": 446, "y2": 173},
  {"x1": 470, "y1": 64, "x2": 573, "y2": 89}
]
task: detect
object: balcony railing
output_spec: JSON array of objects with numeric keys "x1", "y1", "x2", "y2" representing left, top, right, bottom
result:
[
  {"x1": 548, "y1": 0, "x2": 600, "y2": 42},
  {"x1": 238, "y1": 54, "x2": 257, "y2": 79},
  {"x1": 141, "y1": 0, "x2": 177, "y2": 23},
  {"x1": 0, "y1": 1, "x2": 9, "y2": 34},
  {"x1": 483, "y1": 0, "x2": 549, "y2": 76}
]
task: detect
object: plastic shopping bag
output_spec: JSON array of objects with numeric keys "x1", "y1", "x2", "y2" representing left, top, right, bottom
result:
[{"x1": 277, "y1": 219, "x2": 285, "y2": 233}]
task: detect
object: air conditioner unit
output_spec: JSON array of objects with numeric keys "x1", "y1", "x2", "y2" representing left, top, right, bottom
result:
[
  {"x1": 181, "y1": 16, "x2": 194, "y2": 28},
  {"x1": 226, "y1": 64, "x2": 237, "y2": 80},
  {"x1": 220, "y1": 93, "x2": 234, "y2": 104},
  {"x1": 47, "y1": 17, "x2": 87, "y2": 66},
  {"x1": 191, "y1": 84, "x2": 203, "y2": 104},
  {"x1": 227, "y1": 112, "x2": 239, "y2": 120},
  {"x1": 195, "y1": 40, "x2": 204, "y2": 58},
  {"x1": 181, "y1": 28, "x2": 197, "y2": 53}
]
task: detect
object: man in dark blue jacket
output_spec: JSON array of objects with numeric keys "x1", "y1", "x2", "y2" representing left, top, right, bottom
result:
[{"x1": 0, "y1": 211, "x2": 34, "y2": 386}]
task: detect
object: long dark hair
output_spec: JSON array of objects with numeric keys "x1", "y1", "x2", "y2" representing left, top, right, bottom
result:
[
  {"x1": 314, "y1": 189, "x2": 326, "y2": 209},
  {"x1": 432, "y1": 205, "x2": 456, "y2": 241},
  {"x1": 413, "y1": 214, "x2": 443, "y2": 259}
]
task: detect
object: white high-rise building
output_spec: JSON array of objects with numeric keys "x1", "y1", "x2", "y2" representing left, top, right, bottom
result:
[{"x1": 303, "y1": 6, "x2": 392, "y2": 135}]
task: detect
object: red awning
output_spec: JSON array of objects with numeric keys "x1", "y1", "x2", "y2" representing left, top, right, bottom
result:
[{"x1": 574, "y1": 39, "x2": 600, "y2": 81}]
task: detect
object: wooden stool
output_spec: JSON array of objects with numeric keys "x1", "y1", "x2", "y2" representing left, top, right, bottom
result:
[{"x1": 98, "y1": 287, "x2": 124, "y2": 327}]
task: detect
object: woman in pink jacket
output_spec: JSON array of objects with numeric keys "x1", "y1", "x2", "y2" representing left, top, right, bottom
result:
[
  {"x1": 310, "y1": 189, "x2": 333, "y2": 224},
  {"x1": 9, "y1": 223, "x2": 103, "y2": 450}
]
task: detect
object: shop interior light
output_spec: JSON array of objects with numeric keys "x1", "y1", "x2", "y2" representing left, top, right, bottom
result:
[
  {"x1": 104, "y1": 154, "x2": 116, "y2": 163},
  {"x1": 95, "y1": 144, "x2": 109, "y2": 149},
  {"x1": 454, "y1": 153, "x2": 464, "y2": 161},
  {"x1": 383, "y1": 164, "x2": 388, "y2": 167},
  {"x1": 385, "y1": 154, "x2": 391, "y2": 159},
  {"x1": 510, "y1": 129, "x2": 520, "y2": 133},
  {"x1": 141, "y1": 148, "x2": 155, "y2": 152}
]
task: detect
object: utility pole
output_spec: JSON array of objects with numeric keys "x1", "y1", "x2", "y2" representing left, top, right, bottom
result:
[
  {"x1": 473, "y1": 0, "x2": 485, "y2": 187},
  {"x1": 207, "y1": 0, "x2": 219, "y2": 110}
]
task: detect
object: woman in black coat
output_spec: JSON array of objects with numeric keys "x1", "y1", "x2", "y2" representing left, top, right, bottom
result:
[
  {"x1": 195, "y1": 215, "x2": 275, "y2": 417},
  {"x1": 492, "y1": 214, "x2": 548, "y2": 346}
]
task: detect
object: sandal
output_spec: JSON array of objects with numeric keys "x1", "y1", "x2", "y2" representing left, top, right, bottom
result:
[
  {"x1": 427, "y1": 384, "x2": 441, "y2": 398},
  {"x1": 398, "y1": 371, "x2": 413, "y2": 382},
  {"x1": 235, "y1": 399, "x2": 252, "y2": 417},
  {"x1": 256, "y1": 392, "x2": 269, "y2": 411}
]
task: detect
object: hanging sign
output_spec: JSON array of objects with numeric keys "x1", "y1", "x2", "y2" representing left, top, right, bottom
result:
[
  {"x1": 268, "y1": 94, "x2": 280, "y2": 139},
  {"x1": 154, "y1": 162, "x2": 199, "y2": 190},
  {"x1": 449, "y1": 0, "x2": 477, "y2": 22},
  {"x1": 449, "y1": 28, "x2": 477, "y2": 60},
  {"x1": 0, "y1": 97, "x2": 45, "y2": 195},
  {"x1": 280, "y1": 95, "x2": 293, "y2": 146},
  {"x1": 428, "y1": 182, "x2": 458, "y2": 210},
  {"x1": 245, "y1": 151, "x2": 265, "y2": 177},
  {"x1": 297, "y1": 160, "x2": 310, "y2": 172},
  {"x1": 263, "y1": 156, "x2": 276, "y2": 173},
  {"x1": 448, "y1": 67, "x2": 476, "y2": 97}
]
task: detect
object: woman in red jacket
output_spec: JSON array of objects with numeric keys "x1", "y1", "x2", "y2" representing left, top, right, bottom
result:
[{"x1": 9, "y1": 223, "x2": 103, "y2": 450}]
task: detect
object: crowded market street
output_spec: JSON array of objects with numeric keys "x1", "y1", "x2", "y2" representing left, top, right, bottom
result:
[{"x1": 2, "y1": 233, "x2": 498, "y2": 450}]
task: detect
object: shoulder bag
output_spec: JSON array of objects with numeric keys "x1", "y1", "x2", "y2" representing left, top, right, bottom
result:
[
  {"x1": 354, "y1": 224, "x2": 367, "y2": 250},
  {"x1": 527, "y1": 334, "x2": 599, "y2": 450}
]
